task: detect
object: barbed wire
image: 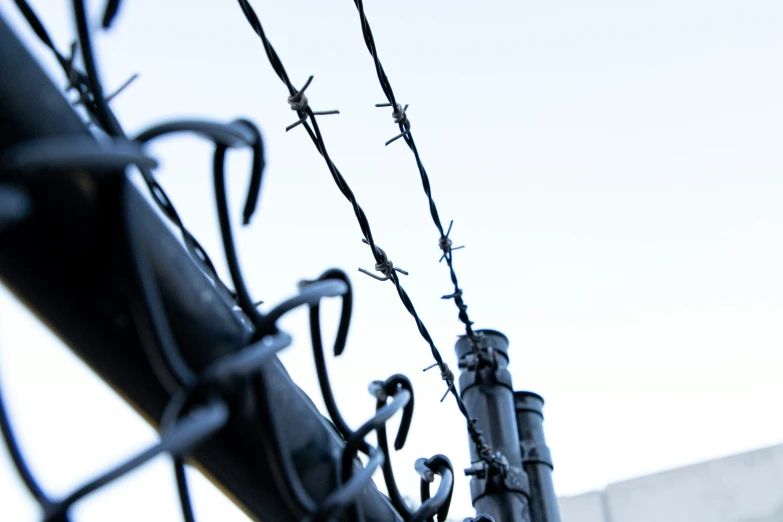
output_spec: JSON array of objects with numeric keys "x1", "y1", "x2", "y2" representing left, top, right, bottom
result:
[
  {"x1": 234, "y1": 0, "x2": 506, "y2": 475},
  {"x1": 348, "y1": 0, "x2": 482, "y2": 351}
]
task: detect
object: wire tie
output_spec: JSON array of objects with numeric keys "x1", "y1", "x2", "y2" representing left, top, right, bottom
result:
[{"x1": 438, "y1": 220, "x2": 465, "y2": 262}]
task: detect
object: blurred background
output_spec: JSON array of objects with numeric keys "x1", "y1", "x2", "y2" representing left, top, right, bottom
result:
[{"x1": 0, "y1": 0, "x2": 782, "y2": 520}]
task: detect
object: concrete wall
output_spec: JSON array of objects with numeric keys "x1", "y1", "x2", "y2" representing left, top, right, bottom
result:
[
  {"x1": 558, "y1": 444, "x2": 783, "y2": 522},
  {"x1": 558, "y1": 491, "x2": 607, "y2": 522}
]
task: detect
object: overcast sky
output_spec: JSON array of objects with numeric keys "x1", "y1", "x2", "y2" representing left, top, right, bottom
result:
[{"x1": 1, "y1": 0, "x2": 783, "y2": 520}]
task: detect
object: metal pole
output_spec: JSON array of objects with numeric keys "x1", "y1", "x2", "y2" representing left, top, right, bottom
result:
[
  {"x1": 455, "y1": 330, "x2": 531, "y2": 522},
  {"x1": 514, "y1": 392, "x2": 560, "y2": 522}
]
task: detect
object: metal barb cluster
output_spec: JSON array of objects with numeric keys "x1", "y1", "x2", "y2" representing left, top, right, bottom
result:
[
  {"x1": 439, "y1": 220, "x2": 466, "y2": 263},
  {"x1": 375, "y1": 102, "x2": 410, "y2": 145},
  {"x1": 358, "y1": 238, "x2": 409, "y2": 281},
  {"x1": 286, "y1": 75, "x2": 339, "y2": 132},
  {"x1": 423, "y1": 361, "x2": 455, "y2": 402}
]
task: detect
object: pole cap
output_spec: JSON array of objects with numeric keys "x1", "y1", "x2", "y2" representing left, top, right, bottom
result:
[
  {"x1": 455, "y1": 329, "x2": 509, "y2": 361},
  {"x1": 514, "y1": 391, "x2": 545, "y2": 417}
]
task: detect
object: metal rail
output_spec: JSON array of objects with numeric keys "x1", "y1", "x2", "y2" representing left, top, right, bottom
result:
[{"x1": 0, "y1": 15, "x2": 400, "y2": 522}]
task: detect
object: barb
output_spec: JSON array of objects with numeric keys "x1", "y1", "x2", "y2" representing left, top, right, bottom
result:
[
  {"x1": 105, "y1": 72, "x2": 139, "y2": 103},
  {"x1": 62, "y1": 41, "x2": 82, "y2": 94},
  {"x1": 358, "y1": 238, "x2": 409, "y2": 281},
  {"x1": 424, "y1": 362, "x2": 455, "y2": 403},
  {"x1": 376, "y1": 102, "x2": 410, "y2": 145},
  {"x1": 286, "y1": 75, "x2": 339, "y2": 131},
  {"x1": 349, "y1": 0, "x2": 484, "y2": 350},
  {"x1": 438, "y1": 220, "x2": 465, "y2": 263}
]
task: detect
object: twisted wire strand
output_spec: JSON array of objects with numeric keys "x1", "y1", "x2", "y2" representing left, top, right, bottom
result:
[
  {"x1": 348, "y1": 0, "x2": 482, "y2": 349},
  {"x1": 235, "y1": 0, "x2": 501, "y2": 471}
]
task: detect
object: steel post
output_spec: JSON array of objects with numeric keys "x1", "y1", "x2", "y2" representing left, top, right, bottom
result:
[
  {"x1": 455, "y1": 330, "x2": 531, "y2": 522},
  {"x1": 514, "y1": 392, "x2": 560, "y2": 522}
]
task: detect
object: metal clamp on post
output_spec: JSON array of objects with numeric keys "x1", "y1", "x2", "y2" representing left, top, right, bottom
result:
[
  {"x1": 519, "y1": 441, "x2": 553, "y2": 469},
  {"x1": 455, "y1": 330, "x2": 531, "y2": 522}
]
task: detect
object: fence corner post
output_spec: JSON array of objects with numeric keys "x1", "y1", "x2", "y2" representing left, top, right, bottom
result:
[{"x1": 455, "y1": 329, "x2": 531, "y2": 522}]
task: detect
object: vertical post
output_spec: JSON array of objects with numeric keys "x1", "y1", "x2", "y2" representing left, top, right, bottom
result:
[
  {"x1": 514, "y1": 392, "x2": 560, "y2": 522},
  {"x1": 455, "y1": 330, "x2": 531, "y2": 522}
]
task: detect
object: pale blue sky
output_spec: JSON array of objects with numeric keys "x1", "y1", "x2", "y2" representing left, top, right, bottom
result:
[{"x1": 1, "y1": 0, "x2": 782, "y2": 520}]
